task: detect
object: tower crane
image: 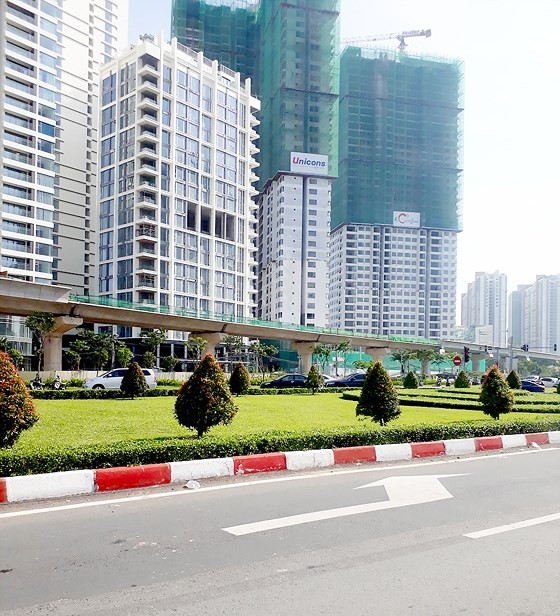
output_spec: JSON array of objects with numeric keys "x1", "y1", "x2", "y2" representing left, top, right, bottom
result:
[{"x1": 342, "y1": 29, "x2": 432, "y2": 52}]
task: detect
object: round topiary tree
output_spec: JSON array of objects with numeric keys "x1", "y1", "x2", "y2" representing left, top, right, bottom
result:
[
  {"x1": 479, "y1": 366, "x2": 514, "y2": 420},
  {"x1": 175, "y1": 353, "x2": 237, "y2": 437},
  {"x1": 120, "y1": 362, "x2": 148, "y2": 399},
  {"x1": 0, "y1": 351, "x2": 38, "y2": 447},
  {"x1": 356, "y1": 361, "x2": 400, "y2": 427},
  {"x1": 229, "y1": 362, "x2": 251, "y2": 396},
  {"x1": 454, "y1": 371, "x2": 471, "y2": 388},
  {"x1": 306, "y1": 364, "x2": 322, "y2": 394},
  {"x1": 506, "y1": 369, "x2": 521, "y2": 390},
  {"x1": 402, "y1": 371, "x2": 419, "y2": 389}
]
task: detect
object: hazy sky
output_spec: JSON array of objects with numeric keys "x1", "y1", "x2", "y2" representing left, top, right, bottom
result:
[{"x1": 128, "y1": 0, "x2": 560, "y2": 305}]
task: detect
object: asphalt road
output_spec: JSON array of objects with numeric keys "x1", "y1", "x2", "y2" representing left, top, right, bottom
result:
[{"x1": 2, "y1": 448, "x2": 560, "y2": 615}]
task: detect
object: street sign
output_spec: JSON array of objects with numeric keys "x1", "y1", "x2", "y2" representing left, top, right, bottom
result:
[
  {"x1": 223, "y1": 474, "x2": 467, "y2": 536},
  {"x1": 453, "y1": 355, "x2": 462, "y2": 366}
]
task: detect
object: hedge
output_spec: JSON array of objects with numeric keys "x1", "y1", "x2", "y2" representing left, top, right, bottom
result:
[
  {"x1": 2, "y1": 418, "x2": 560, "y2": 477},
  {"x1": 30, "y1": 387, "x2": 179, "y2": 400}
]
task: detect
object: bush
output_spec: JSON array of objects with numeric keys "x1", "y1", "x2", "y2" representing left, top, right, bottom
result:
[
  {"x1": 157, "y1": 378, "x2": 183, "y2": 387},
  {"x1": 115, "y1": 344, "x2": 134, "y2": 368},
  {"x1": 120, "y1": 362, "x2": 148, "y2": 399},
  {"x1": 306, "y1": 365, "x2": 322, "y2": 394},
  {"x1": 30, "y1": 387, "x2": 178, "y2": 400},
  {"x1": 66, "y1": 378, "x2": 85, "y2": 388},
  {"x1": 480, "y1": 366, "x2": 514, "y2": 420},
  {"x1": 454, "y1": 371, "x2": 471, "y2": 388},
  {"x1": 229, "y1": 362, "x2": 251, "y2": 396},
  {"x1": 175, "y1": 354, "x2": 237, "y2": 437},
  {"x1": 402, "y1": 371, "x2": 419, "y2": 389},
  {"x1": 141, "y1": 351, "x2": 156, "y2": 369},
  {"x1": 0, "y1": 351, "x2": 38, "y2": 448},
  {"x1": 160, "y1": 355, "x2": 180, "y2": 373},
  {"x1": 506, "y1": 370, "x2": 522, "y2": 390},
  {"x1": 357, "y1": 361, "x2": 401, "y2": 427}
]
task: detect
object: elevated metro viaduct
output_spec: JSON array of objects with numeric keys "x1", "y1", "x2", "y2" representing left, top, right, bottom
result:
[{"x1": 0, "y1": 279, "x2": 556, "y2": 373}]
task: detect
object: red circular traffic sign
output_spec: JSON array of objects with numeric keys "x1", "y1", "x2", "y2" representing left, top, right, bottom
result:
[{"x1": 453, "y1": 355, "x2": 462, "y2": 366}]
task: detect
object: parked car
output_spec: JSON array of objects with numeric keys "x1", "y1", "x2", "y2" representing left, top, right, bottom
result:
[
  {"x1": 83, "y1": 368, "x2": 157, "y2": 390},
  {"x1": 521, "y1": 380, "x2": 545, "y2": 393},
  {"x1": 539, "y1": 377, "x2": 559, "y2": 388},
  {"x1": 328, "y1": 372, "x2": 367, "y2": 388},
  {"x1": 322, "y1": 375, "x2": 337, "y2": 387},
  {"x1": 524, "y1": 375, "x2": 541, "y2": 382},
  {"x1": 260, "y1": 374, "x2": 308, "y2": 389}
]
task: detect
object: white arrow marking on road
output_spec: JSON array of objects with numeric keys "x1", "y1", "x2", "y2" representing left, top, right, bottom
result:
[{"x1": 223, "y1": 474, "x2": 468, "y2": 536}]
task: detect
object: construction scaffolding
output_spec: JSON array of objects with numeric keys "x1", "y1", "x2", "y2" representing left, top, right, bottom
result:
[{"x1": 332, "y1": 46, "x2": 464, "y2": 231}]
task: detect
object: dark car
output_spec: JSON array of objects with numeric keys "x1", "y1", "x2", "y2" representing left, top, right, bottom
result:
[
  {"x1": 328, "y1": 372, "x2": 366, "y2": 388},
  {"x1": 521, "y1": 380, "x2": 545, "y2": 393},
  {"x1": 260, "y1": 374, "x2": 308, "y2": 389}
]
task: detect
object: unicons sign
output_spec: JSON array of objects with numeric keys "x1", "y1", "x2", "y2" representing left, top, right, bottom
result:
[{"x1": 290, "y1": 152, "x2": 329, "y2": 176}]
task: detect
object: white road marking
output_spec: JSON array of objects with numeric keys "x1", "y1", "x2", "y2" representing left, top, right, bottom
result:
[
  {"x1": 465, "y1": 512, "x2": 560, "y2": 539},
  {"x1": 224, "y1": 474, "x2": 467, "y2": 536},
  {"x1": 0, "y1": 447, "x2": 557, "y2": 520}
]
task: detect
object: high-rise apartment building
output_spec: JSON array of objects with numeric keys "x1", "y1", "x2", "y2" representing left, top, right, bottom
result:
[
  {"x1": 509, "y1": 275, "x2": 560, "y2": 353},
  {"x1": 461, "y1": 271, "x2": 508, "y2": 348},
  {"x1": 329, "y1": 48, "x2": 464, "y2": 339},
  {"x1": 97, "y1": 36, "x2": 260, "y2": 337},
  {"x1": 171, "y1": 0, "x2": 340, "y2": 184}
]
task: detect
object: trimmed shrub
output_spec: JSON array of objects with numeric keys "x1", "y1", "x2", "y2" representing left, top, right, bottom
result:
[
  {"x1": 356, "y1": 361, "x2": 401, "y2": 426},
  {"x1": 306, "y1": 364, "x2": 323, "y2": 394},
  {"x1": 454, "y1": 371, "x2": 471, "y2": 389},
  {"x1": 402, "y1": 371, "x2": 419, "y2": 389},
  {"x1": 0, "y1": 351, "x2": 38, "y2": 448},
  {"x1": 229, "y1": 362, "x2": 251, "y2": 396},
  {"x1": 506, "y1": 370, "x2": 522, "y2": 390},
  {"x1": 480, "y1": 366, "x2": 514, "y2": 420},
  {"x1": 120, "y1": 362, "x2": 148, "y2": 399},
  {"x1": 175, "y1": 354, "x2": 237, "y2": 437}
]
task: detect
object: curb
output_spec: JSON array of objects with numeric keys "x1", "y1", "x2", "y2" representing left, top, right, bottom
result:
[{"x1": 2, "y1": 431, "x2": 560, "y2": 504}]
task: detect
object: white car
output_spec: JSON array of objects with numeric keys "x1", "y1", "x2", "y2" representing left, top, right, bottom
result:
[
  {"x1": 539, "y1": 377, "x2": 559, "y2": 388},
  {"x1": 83, "y1": 368, "x2": 157, "y2": 390}
]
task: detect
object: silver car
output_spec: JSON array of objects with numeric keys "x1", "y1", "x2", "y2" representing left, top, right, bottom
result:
[{"x1": 83, "y1": 368, "x2": 157, "y2": 390}]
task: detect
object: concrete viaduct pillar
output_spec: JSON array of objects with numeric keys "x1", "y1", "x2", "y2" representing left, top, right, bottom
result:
[
  {"x1": 193, "y1": 332, "x2": 223, "y2": 358},
  {"x1": 421, "y1": 358, "x2": 431, "y2": 376},
  {"x1": 292, "y1": 342, "x2": 315, "y2": 374},
  {"x1": 43, "y1": 316, "x2": 83, "y2": 372},
  {"x1": 365, "y1": 347, "x2": 389, "y2": 364}
]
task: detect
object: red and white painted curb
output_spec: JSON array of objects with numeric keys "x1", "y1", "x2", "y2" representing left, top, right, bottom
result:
[{"x1": 1, "y1": 431, "x2": 559, "y2": 504}]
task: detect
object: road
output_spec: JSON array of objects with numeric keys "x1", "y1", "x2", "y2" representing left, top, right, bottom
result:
[{"x1": 2, "y1": 448, "x2": 560, "y2": 615}]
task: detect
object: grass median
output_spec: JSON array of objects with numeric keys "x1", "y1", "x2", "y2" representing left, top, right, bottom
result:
[{"x1": 1, "y1": 392, "x2": 560, "y2": 477}]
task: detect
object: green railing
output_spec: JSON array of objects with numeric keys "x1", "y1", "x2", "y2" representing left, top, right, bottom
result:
[{"x1": 69, "y1": 294, "x2": 438, "y2": 347}]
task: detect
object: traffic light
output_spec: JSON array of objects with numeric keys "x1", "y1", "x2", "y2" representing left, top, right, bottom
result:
[
  {"x1": 521, "y1": 344, "x2": 529, "y2": 352},
  {"x1": 463, "y1": 346, "x2": 470, "y2": 364}
]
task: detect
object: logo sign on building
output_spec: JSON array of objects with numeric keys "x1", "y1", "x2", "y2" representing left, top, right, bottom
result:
[
  {"x1": 290, "y1": 152, "x2": 329, "y2": 176},
  {"x1": 393, "y1": 211, "x2": 421, "y2": 228}
]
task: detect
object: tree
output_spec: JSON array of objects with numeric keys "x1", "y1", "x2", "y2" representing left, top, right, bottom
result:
[
  {"x1": 140, "y1": 328, "x2": 167, "y2": 366},
  {"x1": 77, "y1": 330, "x2": 115, "y2": 371},
  {"x1": 141, "y1": 351, "x2": 156, "y2": 368},
  {"x1": 313, "y1": 343, "x2": 331, "y2": 373},
  {"x1": 390, "y1": 349, "x2": 414, "y2": 375},
  {"x1": 115, "y1": 343, "x2": 134, "y2": 368},
  {"x1": 187, "y1": 335, "x2": 208, "y2": 364},
  {"x1": 175, "y1": 354, "x2": 237, "y2": 437},
  {"x1": 160, "y1": 355, "x2": 179, "y2": 372},
  {"x1": 0, "y1": 351, "x2": 38, "y2": 447},
  {"x1": 91, "y1": 347, "x2": 109, "y2": 372},
  {"x1": 68, "y1": 338, "x2": 89, "y2": 370},
  {"x1": 306, "y1": 364, "x2": 322, "y2": 394},
  {"x1": 433, "y1": 351, "x2": 453, "y2": 371},
  {"x1": 25, "y1": 312, "x2": 56, "y2": 370},
  {"x1": 222, "y1": 335, "x2": 244, "y2": 371},
  {"x1": 249, "y1": 341, "x2": 277, "y2": 377},
  {"x1": 356, "y1": 361, "x2": 400, "y2": 427},
  {"x1": 402, "y1": 371, "x2": 419, "y2": 389},
  {"x1": 229, "y1": 362, "x2": 251, "y2": 396},
  {"x1": 506, "y1": 370, "x2": 521, "y2": 390},
  {"x1": 479, "y1": 366, "x2": 514, "y2": 420},
  {"x1": 414, "y1": 349, "x2": 438, "y2": 376},
  {"x1": 8, "y1": 348, "x2": 24, "y2": 370},
  {"x1": 454, "y1": 371, "x2": 471, "y2": 388},
  {"x1": 334, "y1": 340, "x2": 351, "y2": 376},
  {"x1": 120, "y1": 362, "x2": 148, "y2": 399},
  {"x1": 65, "y1": 349, "x2": 81, "y2": 371},
  {"x1": 353, "y1": 359, "x2": 373, "y2": 371},
  {"x1": 517, "y1": 358, "x2": 542, "y2": 378}
]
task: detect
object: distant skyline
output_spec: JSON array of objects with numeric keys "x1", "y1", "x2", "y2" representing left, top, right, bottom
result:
[{"x1": 128, "y1": 0, "x2": 560, "y2": 307}]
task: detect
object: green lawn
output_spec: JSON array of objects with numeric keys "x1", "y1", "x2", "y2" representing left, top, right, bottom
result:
[{"x1": 11, "y1": 393, "x2": 559, "y2": 454}]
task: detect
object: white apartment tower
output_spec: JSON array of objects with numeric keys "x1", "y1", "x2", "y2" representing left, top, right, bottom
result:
[
  {"x1": 97, "y1": 36, "x2": 260, "y2": 333},
  {"x1": 258, "y1": 160, "x2": 332, "y2": 327},
  {"x1": 329, "y1": 224, "x2": 457, "y2": 339},
  {"x1": 461, "y1": 271, "x2": 508, "y2": 348},
  {"x1": 1, "y1": 0, "x2": 128, "y2": 294}
]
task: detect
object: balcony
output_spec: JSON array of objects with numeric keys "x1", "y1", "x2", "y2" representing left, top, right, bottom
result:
[
  {"x1": 139, "y1": 129, "x2": 158, "y2": 142},
  {"x1": 138, "y1": 209, "x2": 156, "y2": 222},
  {"x1": 138, "y1": 95, "x2": 158, "y2": 110},
  {"x1": 140, "y1": 146, "x2": 157, "y2": 158},
  {"x1": 137, "y1": 242, "x2": 156, "y2": 255},
  {"x1": 136, "y1": 225, "x2": 157, "y2": 240},
  {"x1": 139, "y1": 78, "x2": 159, "y2": 93},
  {"x1": 138, "y1": 175, "x2": 157, "y2": 188},
  {"x1": 138, "y1": 62, "x2": 158, "y2": 78},
  {"x1": 137, "y1": 257, "x2": 156, "y2": 272},
  {"x1": 139, "y1": 112, "x2": 158, "y2": 126},
  {"x1": 137, "y1": 193, "x2": 157, "y2": 208},
  {"x1": 137, "y1": 274, "x2": 156, "y2": 289},
  {"x1": 140, "y1": 161, "x2": 157, "y2": 174}
]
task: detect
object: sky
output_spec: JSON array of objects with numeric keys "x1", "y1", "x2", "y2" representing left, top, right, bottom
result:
[{"x1": 128, "y1": 0, "x2": 560, "y2": 308}]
